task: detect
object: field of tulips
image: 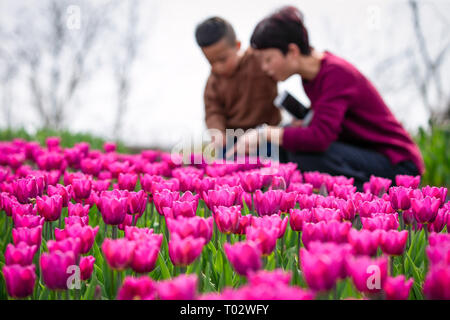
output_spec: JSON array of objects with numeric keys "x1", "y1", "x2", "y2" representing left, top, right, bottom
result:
[{"x1": 0, "y1": 137, "x2": 449, "y2": 301}]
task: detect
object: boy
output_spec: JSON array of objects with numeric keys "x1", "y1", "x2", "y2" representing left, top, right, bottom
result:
[{"x1": 195, "y1": 17, "x2": 281, "y2": 150}]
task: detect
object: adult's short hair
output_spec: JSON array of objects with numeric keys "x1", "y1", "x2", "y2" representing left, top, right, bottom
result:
[
  {"x1": 195, "y1": 16, "x2": 236, "y2": 47},
  {"x1": 250, "y1": 6, "x2": 312, "y2": 55}
]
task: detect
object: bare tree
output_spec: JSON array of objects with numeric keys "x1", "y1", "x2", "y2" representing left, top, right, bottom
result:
[
  {"x1": 4, "y1": 0, "x2": 119, "y2": 129},
  {"x1": 112, "y1": 0, "x2": 142, "y2": 140},
  {"x1": 408, "y1": 0, "x2": 450, "y2": 126}
]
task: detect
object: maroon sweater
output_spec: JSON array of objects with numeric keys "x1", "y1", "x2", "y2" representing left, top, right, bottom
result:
[{"x1": 282, "y1": 51, "x2": 425, "y2": 174}]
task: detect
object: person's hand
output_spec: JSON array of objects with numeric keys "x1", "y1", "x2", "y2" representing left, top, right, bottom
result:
[
  {"x1": 225, "y1": 129, "x2": 259, "y2": 159},
  {"x1": 290, "y1": 119, "x2": 304, "y2": 127}
]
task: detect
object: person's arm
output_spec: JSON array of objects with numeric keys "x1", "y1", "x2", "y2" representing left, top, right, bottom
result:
[
  {"x1": 281, "y1": 67, "x2": 357, "y2": 152},
  {"x1": 204, "y1": 76, "x2": 227, "y2": 146}
]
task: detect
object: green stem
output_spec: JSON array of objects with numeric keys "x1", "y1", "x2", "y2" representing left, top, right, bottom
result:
[
  {"x1": 132, "y1": 214, "x2": 136, "y2": 227},
  {"x1": 112, "y1": 225, "x2": 117, "y2": 239},
  {"x1": 226, "y1": 234, "x2": 231, "y2": 243},
  {"x1": 389, "y1": 255, "x2": 395, "y2": 276}
]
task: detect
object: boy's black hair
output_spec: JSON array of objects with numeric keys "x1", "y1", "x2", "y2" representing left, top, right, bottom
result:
[
  {"x1": 195, "y1": 16, "x2": 236, "y2": 47},
  {"x1": 250, "y1": 6, "x2": 312, "y2": 55}
]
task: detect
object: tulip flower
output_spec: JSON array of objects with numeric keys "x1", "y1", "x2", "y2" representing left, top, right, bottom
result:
[
  {"x1": 379, "y1": 230, "x2": 408, "y2": 256},
  {"x1": 102, "y1": 238, "x2": 136, "y2": 271},
  {"x1": 72, "y1": 178, "x2": 92, "y2": 202},
  {"x1": 47, "y1": 238, "x2": 82, "y2": 261},
  {"x1": 238, "y1": 171, "x2": 263, "y2": 193},
  {"x1": 78, "y1": 255, "x2": 95, "y2": 281},
  {"x1": 202, "y1": 187, "x2": 237, "y2": 209},
  {"x1": 233, "y1": 283, "x2": 315, "y2": 300},
  {"x1": 395, "y1": 175, "x2": 420, "y2": 189},
  {"x1": 40, "y1": 250, "x2": 77, "y2": 290},
  {"x1": 411, "y1": 196, "x2": 441, "y2": 224},
  {"x1": 247, "y1": 268, "x2": 291, "y2": 286},
  {"x1": 389, "y1": 186, "x2": 412, "y2": 211},
  {"x1": 233, "y1": 214, "x2": 253, "y2": 235},
  {"x1": 117, "y1": 276, "x2": 156, "y2": 300},
  {"x1": 335, "y1": 199, "x2": 356, "y2": 222},
  {"x1": 12, "y1": 177, "x2": 40, "y2": 204},
  {"x1": 212, "y1": 205, "x2": 241, "y2": 234},
  {"x1": 10, "y1": 202, "x2": 35, "y2": 218},
  {"x1": 312, "y1": 207, "x2": 342, "y2": 223},
  {"x1": 167, "y1": 216, "x2": 213, "y2": 243},
  {"x1": 363, "y1": 176, "x2": 392, "y2": 197},
  {"x1": 297, "y1": 194, "x2": 317, "y2": 209},
  {"x1": 168, "y1": 233, "x2": 205, "y2": 267},
  {"x1": 270, "y1": 176, "x2": 287, "y2": 191},
  {"x1": 253, "y1": 189, "x2": 283, "y2": 216},
  {"x1": 124, "y1": 226, "x2": 155, "y2": 241},
  {"x1": 12, "y1": 226, "x2": 42, "y2": 247},
  {"x1": 126, "y1": 190, "x2": 147, "y2": 222},
  {"x1": 13, "y1": 214, "x2": 44, "y2": 229},
  {"x1": 36, "y1": 194, "x2": 63, "y2": 222},
  {"x1": 423, "y1": 264, "x2": 450, "y2": 300},
  {"x1": 163, "y1": 200, "x2": 197, "y2": 219},
  {"x1": 246, "y1": 226, "x2": 278, "y2": 256},
  {"x1": 346, "y1": 255, "x2": 388, "y2": 294},
  {"x1": 224, "y1": 241, "x2": 262, "y2": 276},
  {"x1": 348, "y1": 229, "x2": 380, "y2": 257},
  {"x1": 65, "y1": 216, "x2": 89, "y2": 226},
  {"x1": 153, "y1": 189, "x2": 179, "y2": 215},
  {"x1": 300, "y1": 247, "x2": 341, "y2": 292},
  {"x1": 361, "y1": 213, "x2": 399, "y2": 231},
  {"x1": 289, "y1": 209, "x2": 313, "y2": 232},
  {"x1": 98, "y1": 191, "x2": 127, "y2": 225},
  {"x1": 157, "y1": 274, "x2": 198, "y2": 300},
  {"x1": 426, "y1": 243, "x2": 450, "y2": 266},
  {"x1": 279, "y1": 191, "x2": 297, "y2": 212},
  {"x1": 303, "y1": 171, "x2": 327, "y2": 190},
  {"x1": 118, "y1": 173, "x2": 138, "y2": 191},
  {"x1": 55, "y1": 224, "x2": 99, "y2": 254},
  {"x1": 68, "y1": 202, "x2": 90, "y2": 217},
  {"x1": 130, "y1": 240, "x2": 161, "y2": 273},
  {"x1": 383, "y1": 275, "x2": 413, "y2": 300},
  {"x1": 80, "y1": 158, "x2": 102, "y2": 177},
  {"x1": 421, "y1": 186, "x2": 447, "y2": 205},
  {"x1": 251, "y1": 214, "x2": 288, "y2": 239},
  {"x1": 2, "y1": 264, "x2": 36, "y2": 298},
  {"x1": 426, "y1": 208, "x2": 448, "y2": 233},
  {"x1": 287, "y1": 183, "x2": 313, "y2": 195},
  {"x1": 5, "y1": 242, "x2": 38, "y2": 266},
  {"x1": 307, "y1": 242, "x2": 352, "y2": 279},
  {"x1": 48, "y1": 184, "x2": 72, "y2": 207}
]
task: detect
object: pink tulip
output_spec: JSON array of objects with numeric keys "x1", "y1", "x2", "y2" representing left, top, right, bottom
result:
[
  {"x1": 224, "y1": 241, "x2": 262, "y2": 276},
  {"x1": 238, "y1": 171, "x2": 263, "y2": 193},
  {"x1": 65, "y1": 216, "x2": 89, "y2": 226},
  {"x1": 40, "y1": 250, "x2": 77, "y2": 290},
  {"x1": 79, "y1": 255, "x2": 96, "y2": 281},
  {"x1": 289, "y1": 209, "x2": 313, "y2": 232},
  {"x1": 118, "y1": 173, "x2": 138, "y2": 191},
  {"x1": 130, "y1": 240, "x2": 161, "y2": 273},
  {"x1": 167, "y1": 216, "x2": 213, "y2": 243},
  {"x1": 426, "y1": 243, "x2": 450, "y2": 266},
  {"x1": 251, "y1": 214, "x2": 288, "y2": 239},
  {"x1": 379, "y1": 230, "x2": 408, "y2": 256},
  {"x1": 193, "y1": 177, "x2": 216, "y2": 195},
  {"x1": 212, "y1": 205, "x2": 241, "y2": 234},
  {"x1": 383, "y1": 275, "x2": 413, "y2": 300},
  {"x1": 247, "y1": 268, "x2": 291, "y2": 286},
  {"x1": 303, "y1": 171, "x2": 327, "y2": 189},
  {"x1": 395, "y1": 175, "x2": 420, "y2": 189},
  {"x1": 5, "y1": 242, "x2": 38, "y2": 266},
  {"x1": 234, "y1": 214, "x2": 253, "y2": 235},
  {"x1": 92, "y1": 179, "x2": 111, "y2": 192},
  {"x1": 270, "y1": 176, "x2": 287, "y2": 191},
  {"x1": 279, "y1": 191, "x2": 297, "y2": 212},
  {"x1": 246, "y1": 226, "x2": 278, "y2": 256},
  {"x1": 12, "y1": 226, "x2": 42, "y2": 247},
  {"x1": 126, "y1": 190, "x2": 147, "y2": 215},
  {"x1": 72, "y1": 178, "x2": 92, "y2": 201},
  {"x1": 55, "y1": 224, "x2": 99, "y2": 254},
  {"x1": 13, "y1": 214, "x2": 44, "y2": 229},
  {"x1": 423, "y1": 264, "x2": 450, "y2": 300},
  {"x1": 153, "y1": 189, "x2": 179, "y2": 215},
  {"x1": 254, "y1": 189, "x2": 283, "y2": 216},
  {"x1": 12, "y1": 177, "x2": 40, "y2": 204},
  {"x1": 118, "y1": 276, "x2": 156, "y2": 300},
  {"x1": 348, "y1": 229, "x2": 380, "y2": 257},
  {"x1": 68, "y1": 202, "x2": 90, "y2": 217},
  {"x1": 421, "y1": 186, "x2": 447, "y2": 205},
  {"x1": 36, "y1": 194, "x2": 63, "y2": 222},
  {"x1": 10, "y1": 201, "x2": 35, "y2": 218},
  {"x1": 297, "y1": 194, "x2": 316, "y2": 209},
  {"x1": 80, "y1": 158, "x2": 102, "y2": 177},
  {"x1": 157, "y1": 274, "x2": 198, "y2": 300},
  {"x1": 98, "y1": 191, "x2": 127, "y2": 225},
  {"x1": 287, "y1": 183, "x2": 313, "y2": 195},
  {"x1": 389, "y1": 186, "x2": 412, "y2": 211},
  {"x1": 361, "y1": 213, "x2": 399, "y2": 231},
  {"x1": 2, "y1": 264, "x2": 36, "y2": 298},
  {"x1": 202, "y1": 187, "x2": 237, "y2": 209},
  {"x1": 233, "y1": 283, "x2": 315, "y2": 300},
  {"x1": 48, "y1": 184, "x2": 72, "y2": 207},
  {"x1": 102, "y1": 238, "x2": 136, "y2": 271},
  {"x1": 168, "y1": 233, "x2": 205, "y2": 267},
  {"x1": 307, "y1": 241, "x2": 352, "y2": 279},
  {"x1": 411, "y1": 196, "x2": 441, "y2": 224},
  {"x1": 346, "y1": 255, "x2": 388, "y2": 294},
  {"x1": 363, "y1": 175, "x2": 392, "y2": 196},
  {"x1": 47, "y1": 238, "x2": 82, "y2": 261},
  {"x1": 163, "y1": 200, "x2": 197, "y2": 219},
  {"x1": 312, "y1": 207, "x2": 342, "y2": 223},
  {"x1": 300, "y1": 247, "x2": 341, "y2": 291}
]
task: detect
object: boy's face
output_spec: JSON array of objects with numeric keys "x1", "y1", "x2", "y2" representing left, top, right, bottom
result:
[{"x1": 202, "y1": 38, "x2": 241, "y2": 77}]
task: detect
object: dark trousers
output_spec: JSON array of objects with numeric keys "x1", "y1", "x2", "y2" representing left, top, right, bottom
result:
[{"x1": 279, "y1": 141, "x2": 420, "y2": 191}]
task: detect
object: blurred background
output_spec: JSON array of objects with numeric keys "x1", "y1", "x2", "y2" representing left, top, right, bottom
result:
[{"x1": 0, "y1": 0, "x2": 449, "y2": 186}]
